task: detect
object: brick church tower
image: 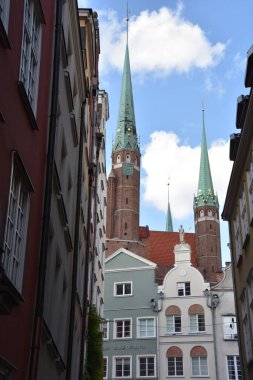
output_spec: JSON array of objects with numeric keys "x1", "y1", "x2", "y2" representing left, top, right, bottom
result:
[
  {"x1": 193, "y1": 107, "x2": 222, "y2": 283},
  {"x1": 106, "y1": 41, "x2": 141, "y2": 251}
]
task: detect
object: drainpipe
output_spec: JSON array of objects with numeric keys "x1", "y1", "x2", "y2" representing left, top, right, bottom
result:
[
  {"x1": 204, "y1": 291, "x2": 220, "y2": 380},
  {"x1": 66, "y1": 98, "x2": 87, "y2": 379},
  {"x1": 28, "y1": 1, "x2": 63, "y2": 378},
  {"x1": 227, "y1": 225, "x2": 245, "y2": 380}
]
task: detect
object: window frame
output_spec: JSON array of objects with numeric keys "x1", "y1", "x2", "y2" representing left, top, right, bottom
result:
[
  {"x1": 167, "y1": 356, "x2": 183, "y2": 377},
  {"x1": 191, "y1": 356, "x2": 208, "y2": 377},
  {"x1": 114, "y1": 318, "x2": 132, "y2": 340},
  {"x1": 113, "y1": 355, "x2": 132, "y2": 379},
  {"x1": 2, "y1": 153, "x2": 33, "y2": 292},
  {"x1": 223, "y1": 316, "x2": 238, "y2": 340},
  {"x1": 19, "y1": 0, "x2": 43, "y2": 114},
  {"x1": 114, "y1": 281, "x2": 133, "y2": 297},
  {"x1": 177, "y1": 282, "x2": 191, "y2": 296},
  {"x1": 102, "y1": 320, "x2": 109, "y2": 340},
  {"x1": 103, "y1": 356, "x2": 108, "y2": 379},
  {"x1": 0, "y1": 0, "x2": 10, "y2": 32},
  {"x1": 226, "y1": 355, "x2": 242, "y2": 380},
  {"x1": 167, "y1": 314, "x2": 182, "y2": 334},
  {"x1": 137, "y1": 317, "x2": 156, "y2": 339},
  {"x1": 137, "y1": 355, "x2": 156, "y2": 378},
  {"x1": 189, "y1": 313, "x2": 206, "y2": 333}
]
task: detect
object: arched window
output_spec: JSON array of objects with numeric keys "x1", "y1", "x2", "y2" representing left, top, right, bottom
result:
[
  {"x1": 208, "y1": 209, "x2": 212, "y2": 216},
  {"x1": 165, "y1": 306, "x2": 181, "y2": 334},
  {"x1": 190, "y1": 346, "x2": 208, "y2": 376},
  {"x1": 116, "y1": 155, "x2": 121, "y2": 163},
  {"x1": 188, "y1": 305, "x2": 205, "y2": 333},
  {"x1": 126, "y1": 154, "x2": 131, "y2": 163},
  {"x1": 200, "y1": 210, "x2": 204, "y2": 217},
  {"x1": 167, "y1": 347, "x2": 183, "y2": 376}
]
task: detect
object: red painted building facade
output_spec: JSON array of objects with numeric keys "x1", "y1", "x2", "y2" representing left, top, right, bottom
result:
[{"x1": 0, "y1": 1, "x2": 55, "y2": 377}]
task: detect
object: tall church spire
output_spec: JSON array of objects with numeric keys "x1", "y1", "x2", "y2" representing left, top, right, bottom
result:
[
  {"x1": 112, "y1": 38, "x2": 140, "y2": 154},
  {"x1": 193, "y1": 105, "x2": 222, "y2": 283},
  {"x1": 166, "y1": 182, "x2": 173, "y2": 232},
  {"x1": 194, "y1": 106, "x2": 218, "y2": 209},
  {"x1": 106, "y1": 17, "x2": 141, "y2": 245}
]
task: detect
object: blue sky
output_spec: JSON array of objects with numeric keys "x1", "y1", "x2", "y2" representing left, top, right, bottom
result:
[{"x1": 79, "y1": 0, "x2": 253, "y2": 264}]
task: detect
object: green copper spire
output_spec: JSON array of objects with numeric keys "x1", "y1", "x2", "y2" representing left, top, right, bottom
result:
[
  {"x1": 166, "y1": 182, "x2": 173, "y2": 232},
  {"x1": 112, "y1": 43, "x2": 140, "y2": 154},
  {"x1": 194, "y1": 107, "x2": 219, "y2": 209}
]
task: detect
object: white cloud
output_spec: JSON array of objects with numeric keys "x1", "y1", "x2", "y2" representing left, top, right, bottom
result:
[
  {"x1": 225, "y1": 52, "x2": 247, "y2": 80},
  {"x1": 141, "y1": 131, "x2": 232, "y2": 221},
  {"x1": 204, "y1": 76, "x2": 226, "y2": 98},
  {"x1": 98, "y1": 4, "x2": 225, "y2": 76}
]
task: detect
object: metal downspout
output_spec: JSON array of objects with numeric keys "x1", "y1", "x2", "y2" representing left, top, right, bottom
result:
[
  {"x1": 227, "y1": 223, "x2": 245, "y2": 380},
  {"x1": 66, "y1": 99, "x2": 87, "y2": 379},
  {"x1": 211, "y1": 305, "x2": 219, "y2": 380},
  {"x1": 28, "y1": 1, "x2": 63, "y2": 378}
]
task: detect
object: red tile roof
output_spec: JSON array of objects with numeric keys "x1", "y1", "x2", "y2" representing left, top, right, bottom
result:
[{"x1": 139, "y1": 228, "x2": 197, "y2": 283}]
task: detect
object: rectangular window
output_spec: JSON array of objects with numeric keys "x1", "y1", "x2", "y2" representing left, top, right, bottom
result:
[
  {"x1": 189, "y1": 314, "x2": 205, "y2": 333},
  {"x1": 246, "y1": 152, "x2": 253, "y2": 222},
  {"x1": 0, "y1": 0, "x2": 10, "y2": 31},
  {"x1": 177, "y1": 282, "x2": 190, "y2": 296},
  {"x1": 3, "y1": 158, "x2": 31, "y2": 292},
  {"x1": 233, "y1": 208, "x2": 242, "y2": 263},
  {"x1": 20, "y1": 0, "x2": 42, "y2": 112},
  {"x1": 102, "y1": 320, "x2": 109, "y2": 340},
  {"x1": 103, "y1": 357, "x2": 108, "y2": 379},
  {"x1": 137, "y1": 317, "x2": 156, "y2": 338},
  {"x1": 241, "y1": 290, "x2": 253, "y2": 363},
  {"x1": 168, "y1": 357, "x2": 183, "y2": 376},
  {"x1": 113, "y1": 356, "x2": 131, "y2": 378},
  {"x1": 114, "y1": 319, "x2": 131, "y2": 339},
  {"x1": 167, "y1": 315, "x2": 182, "y2": 334},
  {"x1": 223, "y1": 316, "x2": 238, "y2": 340},
  {"x1": 227, "y1": 355, "x2": 242, "y2": 380},
  {"x1": 239, "y1": 184, "x2": 249, "y2": 245},
  {"x1": 114, "y1": 282, "x2": 132, "y2": 296},
  {"x1": 138, "y1": 356, "x2": 156, "y2": 377},
  {"x1": 192, "y1": 356, "x2": 208, "y2": 377}
]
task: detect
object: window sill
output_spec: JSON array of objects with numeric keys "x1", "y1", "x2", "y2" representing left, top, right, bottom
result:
[
  {"x1": 17, "y1": 81, "x2": 39, "y2": 130},
  {"x1": 165, "y1": 332, "x2": 183, "y2": 336},
  {"x1": 236, "y1": 254, "x2": 243, "y2": 268},
  {"x1": 0, "y1": 268, "x2": 24, "y2": 314},
  {"x1": 0, "y1": 18, "x2": 11, "y2": 49},
  {"x1": 243, "y1": 233, "x2": 250, "y2": 249}
]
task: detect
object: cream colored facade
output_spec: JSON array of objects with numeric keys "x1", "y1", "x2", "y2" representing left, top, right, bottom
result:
[
  {"x1": 158, "y1": 244, "x2": 216, "y2": 380},
  {"x1": 92, "y1": 90, "x2": 109, "y2": 315},
  {"x1": 158, "y1": 244, "x2": 240, "y2": 380},
  {"x1": 211, "y1": 264, "x2": 241, "y2": 380}
]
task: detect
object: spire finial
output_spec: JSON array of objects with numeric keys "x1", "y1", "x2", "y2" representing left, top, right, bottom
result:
[
  {"x1": 166, "y1": 178, "x2": 173, "y2": 232},
  {"x1": 126, "y1": 1, "x2": 129, "y2": 45}
]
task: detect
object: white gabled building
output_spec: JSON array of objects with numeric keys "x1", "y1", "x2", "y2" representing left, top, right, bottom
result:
[
  {"x1": 158, "y1": 243, "x2": 216, "y2": 380},
  {"x1": 157, "y1": 242, "x2": 241, "y2": 380}
]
